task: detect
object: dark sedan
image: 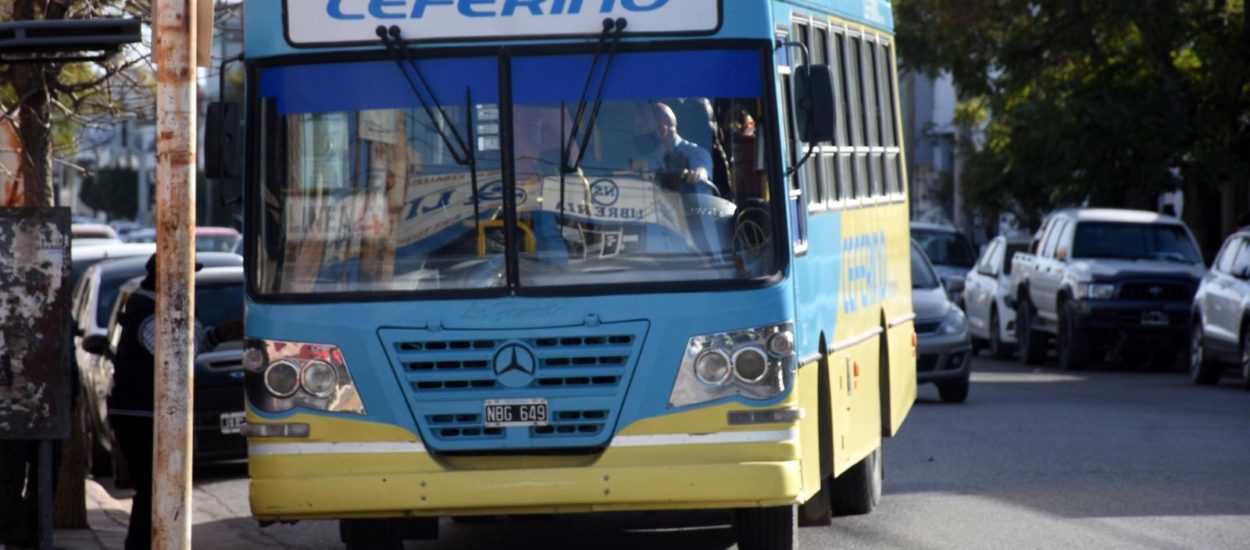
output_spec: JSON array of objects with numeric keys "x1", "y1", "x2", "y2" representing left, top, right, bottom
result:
[{"x1": 81, "y1": 266, "x2": 247, "y2": 477}]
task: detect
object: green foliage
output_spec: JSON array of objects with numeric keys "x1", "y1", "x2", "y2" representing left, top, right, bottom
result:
[
  {"x1": 896, "y1": 0, "x2": 1250, "y2": 226},
  {"x1": 79, "y1": 166, "x2": 138, "y2": 220}
]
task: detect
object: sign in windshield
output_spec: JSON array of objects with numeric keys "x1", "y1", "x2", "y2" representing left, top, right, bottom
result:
[{"x1": 285, "y1": 0, "x2": 723, "y2": 45}]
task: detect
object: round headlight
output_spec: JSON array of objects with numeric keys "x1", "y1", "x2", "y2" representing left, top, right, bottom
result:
[
  {"x1": 767, "y1": 330, "x2": 795, "y2": 356},
  {"x1": 694, "y1": 350, "x2": 732, "y2": 385},
  {"x1": 242, "y1": 348, "x2": 267, "y2": 372},
  {"x1": 733, "y1": 346, "x2": 770, "y2": 383},
  {"x1": 263, "y1": 360, "x2": 300, "y2": 398},
  {"x1": 300, "y1": 360, "x2": 338, "y2": 397}
]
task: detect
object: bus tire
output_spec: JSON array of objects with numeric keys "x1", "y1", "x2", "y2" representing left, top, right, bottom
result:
[
  {"x1": 733, "y1": 504, "x2": 797, "y2": 550},
  {"x1": 830, "y1": 446, "x2": 882, "y2": 516}
]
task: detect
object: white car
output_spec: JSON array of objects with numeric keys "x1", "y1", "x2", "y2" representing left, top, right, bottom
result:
[
  {"x1": 1190, "y1": 229, "x2": 1250, "y2": 389},
  {"x1": 963, "y1": 235, "x2": 1031, "y2": 359}
]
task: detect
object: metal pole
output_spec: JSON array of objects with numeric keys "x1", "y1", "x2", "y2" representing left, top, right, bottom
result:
[{"x1": 152, "y1": 0, "x2": 197, "y2": 548}]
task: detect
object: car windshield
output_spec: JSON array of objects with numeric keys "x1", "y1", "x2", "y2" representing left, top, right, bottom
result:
[
  {"x1": 253, "y1": 48, "x2": 778, "y2": 295},
  {"x1": 1071, "y1": 222, "x2": 1201, "y2": 264},
  {"x1": 197, "y1": 235, "x2": 240, "y2": 253},
  {"x1": 913, "y1": 229, "x2": 976, "y2": 268},
  {"x1": 196, "y1": 283, "x2": 244, "y2": 330},
  {"x1": 912, "y1": 245, "x2": 941, "y2": 289}
]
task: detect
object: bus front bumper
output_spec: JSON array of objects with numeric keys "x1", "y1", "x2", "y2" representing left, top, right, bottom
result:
[
  {"x1": 250, "y1": 455, "x2": 801, "y2": 520},
  {"x1": 248, "y1": 420, "x2": 806, "y2": 520}
]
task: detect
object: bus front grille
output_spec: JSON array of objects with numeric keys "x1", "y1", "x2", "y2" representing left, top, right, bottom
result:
[{"x1": 379, "y1": 322, "x2": 648, "y2": 453}]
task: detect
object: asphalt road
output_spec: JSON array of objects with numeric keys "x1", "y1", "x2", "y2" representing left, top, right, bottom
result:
[{"x1": 101, "y1": 355, "x2": 1250, "y2": 549}]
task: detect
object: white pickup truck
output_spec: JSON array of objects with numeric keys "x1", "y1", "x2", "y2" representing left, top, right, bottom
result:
[{"x1": 1011, "y1": 209, "x2": 1205, "y2": 370}]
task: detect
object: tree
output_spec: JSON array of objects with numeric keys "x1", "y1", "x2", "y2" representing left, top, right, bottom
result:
[
  {"x1": 80, "y1": 166, "x2": 139, "y2": 220},
  {"x1": 895, "y1": 0, "x2": 1250, "y2": 236},
  {"x1": 1, "y1": 0, "x2": 154, "y2": 533}
]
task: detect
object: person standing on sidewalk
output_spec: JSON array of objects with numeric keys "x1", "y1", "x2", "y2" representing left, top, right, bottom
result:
[{"x1": 106, "y1": 254, "x2": 242, "y2": 550}]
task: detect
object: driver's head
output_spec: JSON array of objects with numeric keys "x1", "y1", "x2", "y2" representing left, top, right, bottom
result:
[{"x1": 635, "y1": 102, "x2": 679, "y2": 152}]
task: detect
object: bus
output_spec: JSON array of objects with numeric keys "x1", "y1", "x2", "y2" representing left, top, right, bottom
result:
[{"x1": 220, "y1": 1, "x2": 915, "y2": 548}]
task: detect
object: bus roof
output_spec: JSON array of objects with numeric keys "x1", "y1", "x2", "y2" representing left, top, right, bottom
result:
[{"x1": 245, "y1": 0, "x2": 893, "y2": 59}]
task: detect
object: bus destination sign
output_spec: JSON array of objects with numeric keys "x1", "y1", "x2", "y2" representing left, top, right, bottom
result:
[{"x1": 285, "y1": 0, "x2": 723, "y2": 45}]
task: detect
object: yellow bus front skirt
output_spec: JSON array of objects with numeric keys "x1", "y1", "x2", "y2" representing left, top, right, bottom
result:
[{"x1": 248, "y1": 407, "x2": 809, "y2": 520}]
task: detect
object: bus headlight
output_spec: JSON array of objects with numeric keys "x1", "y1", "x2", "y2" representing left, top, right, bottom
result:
[
  {"x1": 669, "y1": 322, "x2": 795, "y2": 408},
  {"x1": 244, "y1": 339, "x2": 366, "y2": 416},
  {"x1": 694, "y1": 350, "x2": 732, "y2": 385}
]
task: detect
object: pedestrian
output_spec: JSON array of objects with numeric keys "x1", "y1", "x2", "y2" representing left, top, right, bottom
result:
[{"x1": 107, "y1": 254, "x2": 242, "y2": 550}]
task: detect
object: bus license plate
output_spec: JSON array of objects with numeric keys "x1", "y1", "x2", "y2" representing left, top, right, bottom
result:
[
  {"x1": 484, "y1": 399, "x2": 548, "y2": 428},
  {"x1": 220, "y1": 412, "x2": 246, "y2": 435}
]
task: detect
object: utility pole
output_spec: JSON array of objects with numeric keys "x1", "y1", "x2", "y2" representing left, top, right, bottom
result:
[{"x1": 152, "y1": 0, "x2": 197, "y2": 547}]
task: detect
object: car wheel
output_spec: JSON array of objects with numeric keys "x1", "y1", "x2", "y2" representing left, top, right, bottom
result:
[
  {"x1": 830, "y1": 446, "x2": 883, "y2": 516},
  {"x1": 1018, "y1": 299, "x2": 1047, "y2": 366},
  {"x1": 733, "y1": 504, "x2": 798, "y2": 550},
  {"x1": 1189, "y1": 321, "x2": 1221, "y2": 385},
  {"x1": 989, "y1": 308, "x2": 1014, "y2": 360},
  {"x1": 1057, "y1": 303, "x2": 1088, "y2": 371},
  {"x1": 937, "y1": 378, "x2": 970, "y2": 403}
]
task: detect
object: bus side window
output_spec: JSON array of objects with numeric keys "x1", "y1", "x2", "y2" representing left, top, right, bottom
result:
[
  {"x1": 778, "y1": 26, "x2": 807, "y2": 250},
  {"x1": 844, "y1": 33, "x2": 867, "y2": 200},
  {"x1": 881, "y1": 42, "x2": 903, "y2": 197},
  {"x1": 834, "y1": 30, "x2": 854, "y2": 203}
]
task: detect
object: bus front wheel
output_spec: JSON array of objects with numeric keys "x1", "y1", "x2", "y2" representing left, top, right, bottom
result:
[
  {"x1": 830, "y1": 445, "x2": 883, "y2": 515},
  {"x1": 733, "y1": 504, "x2": 797, "y2": 550}
]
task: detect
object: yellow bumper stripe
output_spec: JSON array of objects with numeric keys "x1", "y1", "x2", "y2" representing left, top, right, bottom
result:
[
  {"x1": 249, "y1": 429, "x2": 797, "y2": 457},
  {"x1": 249, "y1": 442, "x2": 428, "y2": 456}
]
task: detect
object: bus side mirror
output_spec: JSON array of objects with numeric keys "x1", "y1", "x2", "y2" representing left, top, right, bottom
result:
[{"x1": 794, "y1": 64, "x2": 836, "y2": 144}]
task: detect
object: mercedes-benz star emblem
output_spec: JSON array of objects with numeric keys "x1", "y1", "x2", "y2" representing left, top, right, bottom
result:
[{"x1": 492, "y1": 343, "x2": 537, "y2": 388}]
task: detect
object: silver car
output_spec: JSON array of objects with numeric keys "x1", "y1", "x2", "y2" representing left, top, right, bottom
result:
[
  {"x1": 963, "y1": 235, "x2": 1031, "y2": 359},
  {"x1": 912, "y1": 223, "x2": 978, "y2": 307},
  {"x1": 913, "y1": 241, "x2": 973, "y2": 403},
  {"x1": 1190, "y1": 229, "x2": 1250, "y2": 389}
]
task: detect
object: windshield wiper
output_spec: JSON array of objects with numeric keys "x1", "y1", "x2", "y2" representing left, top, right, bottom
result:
[
  {"x1": 377, "y1": 25, "x2": 482, "y2": 239},
  {"x1": 559, "y1": 18, "x2": 627, "y2": 225}
]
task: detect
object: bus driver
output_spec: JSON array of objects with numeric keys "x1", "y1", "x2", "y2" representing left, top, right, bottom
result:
[{"x1": 632, "y1": 102, "x2": 715, "y2": 192}]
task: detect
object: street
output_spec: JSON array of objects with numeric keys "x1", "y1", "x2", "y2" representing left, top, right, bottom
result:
[{"x1": 81, "y1": 355, "x2": 1250, "y2": 549}]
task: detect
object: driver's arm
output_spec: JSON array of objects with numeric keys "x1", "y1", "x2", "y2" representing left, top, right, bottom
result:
[{"x1": 680, "y1": 143, "x2": 714, "y2": 183}]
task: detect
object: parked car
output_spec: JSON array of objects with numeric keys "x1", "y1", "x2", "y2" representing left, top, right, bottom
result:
[
  {"x1": 1012, "y1": 209, "x2": 1205, "y2": 370},
  {"x1": 80, "y1": 266, "x2": 248, "y2": 472},
  {"x1": 912, "y1": 223, "x2": 978, "y2": 306},
  {"x1": 127, "y1": 227, "x2": 240, "y2": 253},
  {"x1": 125, "y1": 228, "x2": 155, "y2": 243},
  {"x1": 913, "y1": 241, "x2": 973, "y2": 403},
  {"x1": 73, "y1": 253, "x2": 244, "y2": 474},
  {"x1": 110, "y1": 220, "x2": 143, "y2": 241},
  {"x1": 1189, "y1": 230, "x2": 1250, "y2": 390},
  {"x1": 69, "y1": 243, "x2": 157, "y2": 293},
  {"x1": 963, "y1": 235, "x2": 1031, "y2": 359},
  {"x1": 71, "y1": 223, "x2": 121, "y2": 248},
  {"x1": 196, "y1": 226, "x2": 242, "y2": 253}
]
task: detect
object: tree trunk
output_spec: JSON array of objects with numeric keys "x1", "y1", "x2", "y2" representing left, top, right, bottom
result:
[{"x1": 14, "y1": 63, "x2": 55, "y2": 208}]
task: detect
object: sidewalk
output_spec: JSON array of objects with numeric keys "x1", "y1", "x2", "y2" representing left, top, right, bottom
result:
[{"x1": 48, "y1": 479, "x2": 130, "y2": 550}]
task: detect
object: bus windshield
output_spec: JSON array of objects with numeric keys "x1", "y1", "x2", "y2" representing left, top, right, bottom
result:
[{"x1": 253, "y1": 48, "x2": 779, "y2": 296}]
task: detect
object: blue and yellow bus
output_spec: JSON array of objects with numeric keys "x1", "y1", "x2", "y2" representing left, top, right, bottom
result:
[{"x1": 224, "y1": 1, "x2": 915, "y2": 547}]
